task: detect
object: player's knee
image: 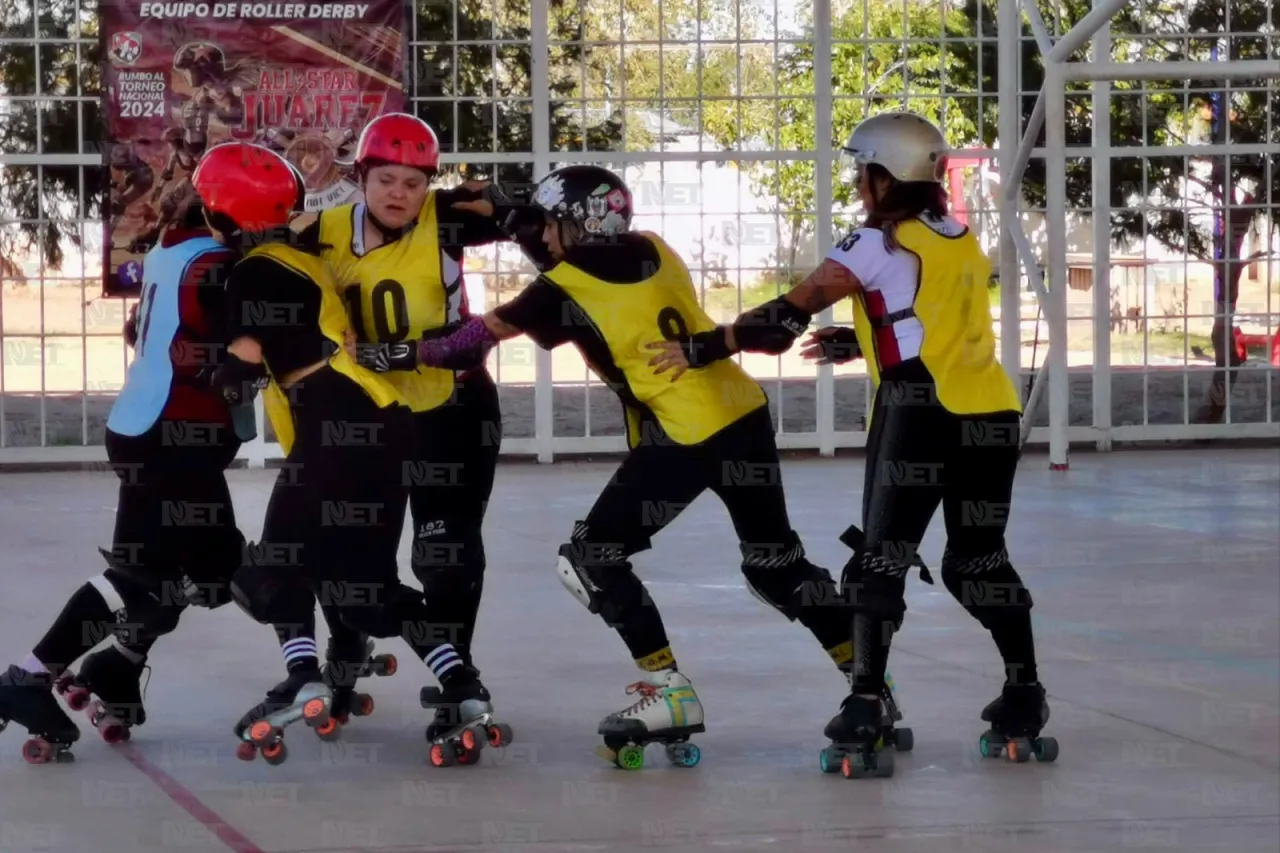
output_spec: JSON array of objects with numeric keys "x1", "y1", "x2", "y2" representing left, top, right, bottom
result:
[
  {"x1": 740, "y1": 537, "x2": 841, "y2": 620},
  {"x1": 180, "y1": 529, "x2": 246, "y2": 610},
  {"x1": 940, "y1": 547, "x2": 1032, "y2": 627},
  {"x1": 556, "y1": 522, "x2": 646, "y2": 622},
  {"x1": 839, "y1": 550, "x2": 909, "y2": 628},
  {"x1": 86, "y1": 564, "x2": 185, "y2": 645},
  {"x1": 411, "y1": 518, "x2": 486, "y2": 577},
  {"x1": 337, "y1": 583, "x2": 427, "y2": 640},
  {"x1": 229, "y1": 559, "x2": 313, "y2": 625}
]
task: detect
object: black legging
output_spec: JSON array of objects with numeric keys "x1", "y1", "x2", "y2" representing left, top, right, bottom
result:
[
  {"x1": 251, "y1": 367, "x2": 453, "y2": 666},
  {"x1": 567, "y1": 404, "x2": 848, "y2": 671},
  {"x1": 846, "y1": 362, "x2": 1037, "y2": 694},
  {"x1": 407, "y1": 369, "x2": 501, "y2": 666}
]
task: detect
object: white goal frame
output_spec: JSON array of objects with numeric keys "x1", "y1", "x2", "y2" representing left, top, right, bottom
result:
[{"x1": 1000, "y1": 0, "x2": 1280, "y2": 469}]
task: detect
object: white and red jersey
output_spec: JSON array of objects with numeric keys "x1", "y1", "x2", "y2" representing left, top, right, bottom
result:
[{"x1": 824, "y1": 215, "x2": 967, "y2": 369}]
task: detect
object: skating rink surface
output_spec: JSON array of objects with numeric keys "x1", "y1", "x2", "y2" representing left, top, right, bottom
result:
[{"x1": 1, "y1": 447, "x2": 1277, "y2": 853}]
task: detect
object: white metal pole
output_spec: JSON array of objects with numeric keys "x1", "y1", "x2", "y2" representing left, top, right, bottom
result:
[
  {"x1": 813, "y1": 0, "x2": 836, "y2": 456},
  {"x1": 1063, "y1": 59, "x2": 1280, "y2": 82},
  {"x1": 1045, "y1": 0, "x2": 1132, "y2": 64},
  {"x1": 1091, "y1": 3, "x2": 1112, "y2": 451},
  {"x1": 998, "y1": 0, "x2": 1022, "y2": 394},
  {"x1": 1008, "y1": 90, "x2": 1046, "y2": 196},
  {"x1": 1019, "y1": 0, "x2": 1055, "y2": 56},
  {"x1": 1044, "y1": 62, "x2": 1070, "y2": 470},
  {"x1": 531, "y1": 0, "x2": 554, "y2": 463}
]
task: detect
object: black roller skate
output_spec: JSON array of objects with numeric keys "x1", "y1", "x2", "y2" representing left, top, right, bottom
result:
[
  {"x1": 597, "y1": 670, "x2": 705, "y2": 771},
  {"x1": 318, "y1": 635, "x2": 396, "y2": 740},
  {"x1": 978, "y1": 682, "x2": 1058, "y2": 763},
  {"x1": 0, "y1": 665, "x2": 81, "y2": 764},
  {"x1": 234, "y1": 667, "x2": 334, "y2": 766},
  {"x1": 420, "y1": 666, "x2": 512, "y2": 767},
  {"x1": 879, "y1": 671, "x2": 913, "y2": 753},
  {"x1": 55, "y1": 646, "x2": 149, "y2": 745},
  {"x1": 821, "y1": 693, "x2": 895, "y2": 778}
]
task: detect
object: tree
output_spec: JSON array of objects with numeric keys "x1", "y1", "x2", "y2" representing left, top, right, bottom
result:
[
  {"x1": 962, "y1": 0, "x2": 1279, "y2": 421},
  {"x1": 0, "y1": 1, "x2": 100, "y2": 278},
  {"x1": 758, "y1": 0, "x2": 988, "y2": 277}
]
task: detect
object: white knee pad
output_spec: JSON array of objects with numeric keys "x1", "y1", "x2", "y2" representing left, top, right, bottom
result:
[
  {"x1": 556, "y1": 554, "x2": 601, "y2": 614},
  {"x1": 88, "y1": 573, "x2": 128, "y2": 618}
]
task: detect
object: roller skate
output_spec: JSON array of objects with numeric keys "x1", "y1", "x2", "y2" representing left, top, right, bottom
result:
[
  {"x1": 879, "y1": 671, "x2": 913, "y2": 753},
  {"x1": 54, "y1": 646, "x2": 149, "y2": 745},
  {"x1": 978, "y1": 682, "x2": 1058, "y2": 763},
  {"x1": 0, "y1": 665, "x2": 81, "y2": 764},
  {"x1": 420, "y1": 665, "x2": 512, "y2": 767},
  {"x1": 821, "y1": 693, "x2": 895, "y2": 778},
  {"x1": 317, "y1": 635, "x2": 396, "y2": 740},
  {"x1": 596, "y1": 669, "x2": 705, "y2": 771},
  {"x1": 234, "y1": 667, "x2": 334, "y2": 766}
]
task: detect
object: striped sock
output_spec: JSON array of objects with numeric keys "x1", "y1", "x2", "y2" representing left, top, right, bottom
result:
[
  {"x1": 281, "y1": 637, "x2": 318, "y2": 673},
  {"x1": 424, "y1": 644, "x2": 462, "y2": 681}
]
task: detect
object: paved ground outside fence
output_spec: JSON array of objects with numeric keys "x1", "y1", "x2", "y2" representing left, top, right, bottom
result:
[{"x1": 0, "y1": 448, "x2": 1277, "y2": 852}]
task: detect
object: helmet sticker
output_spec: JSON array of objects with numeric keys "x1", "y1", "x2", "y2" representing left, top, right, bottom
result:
[
  {"x1": 604, "y1": 188, "x2": 627, "y2": 211},
  {"x1": 535, "y1": 174, "x2": 567, "y2": 211}
]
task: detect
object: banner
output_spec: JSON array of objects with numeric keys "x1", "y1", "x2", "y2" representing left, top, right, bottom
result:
[{"x1": 101, "y1": 2, "x2": 407, "y2": 296}]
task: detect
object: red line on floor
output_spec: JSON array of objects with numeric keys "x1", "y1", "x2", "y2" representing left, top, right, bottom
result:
[{"x1": 117, "y1": 742, "x2": 267, "y2": 853}]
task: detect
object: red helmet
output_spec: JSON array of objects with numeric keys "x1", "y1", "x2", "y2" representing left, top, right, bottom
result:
[
  {"x1": 354, "y1": 113, "x2": 439, "y2": 172},
  {"x1": 191, "y1": 142, "x2": 304, "y2": 232}
]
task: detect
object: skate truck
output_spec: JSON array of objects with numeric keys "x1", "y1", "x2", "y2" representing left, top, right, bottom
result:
[
  {"x1": 315, "y1": 638, "x2": 398, "y2": 739},
  {"x1": 420, "y1": 687, "x2": 513, "y2": 767}
]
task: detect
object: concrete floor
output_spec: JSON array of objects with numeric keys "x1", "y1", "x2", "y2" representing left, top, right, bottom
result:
[{"x1": 0, "y1": 448, "x2": 1277, "y2": 853}]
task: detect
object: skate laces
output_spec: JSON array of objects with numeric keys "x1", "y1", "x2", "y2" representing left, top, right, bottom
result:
[
  {"x1": 622, "y1": 679, "x2": 663, "y2": 715},
  {"x1": 139, "y1": 665, "x2": 152, "y2": 702}
]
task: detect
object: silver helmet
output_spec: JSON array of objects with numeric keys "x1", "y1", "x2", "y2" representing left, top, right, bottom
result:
[{"x1": 840, "y1": 112, "x2": 950, "y2": 185}]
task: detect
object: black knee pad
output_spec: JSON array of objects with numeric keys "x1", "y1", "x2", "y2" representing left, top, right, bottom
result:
[
  {"x1": 740, "y1": 537, "x2": 842, "y2": 619},
  {"x1": 229, "y1": 557, "x2": 313, "y2": 625},
  {"x1": 839, "y1": 524, "x2": 933, "y2": 584},
  {"x1": 89, "y1": 565, "x2": 185, "y2": 646},
  {"x1": 555, "y1": 531, "x2": 648, "y2": 627},
  {"x1": 940, "y1": 547, "x2": 1033, "y2": 629},
  {"x1": 411, "y1": 517, "x2": 486, "y2": 577},
  {"x1": 839, "y1": 550, "x2": 910, "y2": 630},
  {"x1": 179, "y1": 529, "x2": 246, "y2": 609},
  {"x1": 336, "y1": 582, "x2": 430, "y2": 641}
]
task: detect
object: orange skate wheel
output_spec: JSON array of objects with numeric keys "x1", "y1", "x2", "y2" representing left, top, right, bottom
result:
[
  {"x1": 261, "y1": 741, "x2": 287, "y2": 765},
  {"x1": 460, "y1": 727, "x2": 479, "y2": 752},
  {"x1": 429, "y1": 742, "x2": 454, "y2": 767},
  {"x1": 456, "y1": 747, "x2": 480, "y2": 766},
  {"x1": 487, "y1": 723, "x2": 513, "y2": 747},
  {"x1": 302, "y1": 697, "x2": 328, "y2": 723},
  {"x1": 248, "y1": 721, "x2": 275, "y2": 745},
  {"x1": 235, "y1": 741, "x2": 258, "y2": 761},
  {"x1": 98, "y1": 718, "x2": 127, "y2": 744},
  {"x1": 382, "y1": 655, "x2": 397, "y2": 675},
  {"x1": 316, "y1": 718, "x2": 338, "y2": 737},
  {"x1": 65, "y1": 687, "x2": 90, "y2": 711}
]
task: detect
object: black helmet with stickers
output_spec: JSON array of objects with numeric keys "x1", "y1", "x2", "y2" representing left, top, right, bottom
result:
[{"x1": 531, "y1": 165, "x2": 633, "y2": 240}]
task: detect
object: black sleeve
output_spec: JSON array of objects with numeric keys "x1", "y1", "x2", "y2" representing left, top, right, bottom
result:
[
  {"x1": 434, "y1": 186, "x2": 513, "y2": 249},
  {"x1": 294, "y1": 218, "x2": 323, "y2": 252},
  {"x1": 225, "y1": 255, "x2": 327, "y2": 376},
  {"x1": 492, "y1": 277, "x2": 575, "y2": 349}
]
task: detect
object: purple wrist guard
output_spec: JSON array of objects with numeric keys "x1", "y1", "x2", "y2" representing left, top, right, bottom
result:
[{"x1": 415, "y1": 315, "x2": 499, "y2": 371}]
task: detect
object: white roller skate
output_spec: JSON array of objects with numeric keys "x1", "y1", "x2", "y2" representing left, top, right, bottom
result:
[{"x1": 597, "y1": 669, "x2": 705, "y2": 770}]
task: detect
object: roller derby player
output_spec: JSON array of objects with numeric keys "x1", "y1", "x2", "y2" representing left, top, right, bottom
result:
[
  {"x1": 356, "y1": 166, "x2": 870, "y2": 770},
  {"x1": 0, "y1": 199, "x2": 252, "y2": 763},
  {"x1": 292, "y1": 113, "x2": 517, "y2": 741},
  {"x1": 193, "y1": 142, "x2": 507, "y2": 767},
  {"x1": 655, "y1": 112, "x2": 1055, "y2": 777}
]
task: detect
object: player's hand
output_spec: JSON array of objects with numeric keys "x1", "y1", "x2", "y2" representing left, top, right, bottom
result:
[
  {"x1": 799, "y1": 326, "x2": 862, "y2": 365},
  {"x1": 646, "y1": 340, "x2": 690, "y2": 382},
  {"x1": 342, "y1": 328, "x2": 357, "y2": 360},
  {"x1": 452, "y1": 180, "x2": 494, "y2": 217}
]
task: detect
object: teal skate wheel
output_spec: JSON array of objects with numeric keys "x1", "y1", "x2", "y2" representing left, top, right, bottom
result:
[
  {"x1": 1034, "y1": 737, "x2": 1059, "y2": 762},
  {"x1": 615, "y1": 743, "x2": 645, "y2": 770},
  {"x1": 818, "y1": 745, "x2": 845, "y2": 773},
  {"x1": 978, "y1": 729, "x2": 1005, "y2": 758},
  {"x1": 664, "y1": 742, "x2": 700, "y2": 767}
]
